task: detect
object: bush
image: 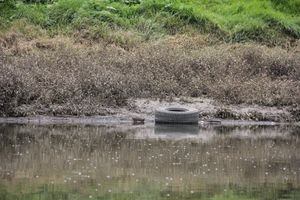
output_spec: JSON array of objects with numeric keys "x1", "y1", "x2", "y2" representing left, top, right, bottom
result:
[
  {"x1": 0, "y1": 36, "x2": 299, "y2": 116},
  {"x1": 22, "y1": 0, "x2": 54, "y2": 3},
  {"x1": 0, "y1": 0, "x2": 16, "y2": 16},
  {"x1": 271, "y1": 0, "x2": 300, "y2": 14}
]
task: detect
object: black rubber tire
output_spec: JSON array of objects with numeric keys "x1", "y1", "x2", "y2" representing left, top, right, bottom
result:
[{"x1": 155, "y1": 107, "x2": 199, "y2": 124}]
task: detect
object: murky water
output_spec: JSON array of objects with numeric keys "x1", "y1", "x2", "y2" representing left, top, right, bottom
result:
[{"x1": 0, "y1": 123, "x2": 300, "y2": 200}]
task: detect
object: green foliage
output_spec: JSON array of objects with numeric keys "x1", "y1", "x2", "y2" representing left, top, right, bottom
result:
[
  {"x1": 1, "y1": 0, "x2": 300, "y2": 43},
  {"x1": 13, "y1": 3, "x2": 48, "y2": 25},
  {"x1": 271, "y1": 0, "x2": 300, "y2": 15},
  {"x1": 22, "y1": 0, "x2": 54, "y2": 3},
  {"x1": 47, "y1": 0, "x2": 84, "y2": 25},
  {"x1": 0, "y1": 0, "x2": 16, "y2": 16}
]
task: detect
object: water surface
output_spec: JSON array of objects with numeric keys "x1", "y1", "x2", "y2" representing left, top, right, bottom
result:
[{"x1": 0, "y1": 124, "x2": 300, "y2": 200}]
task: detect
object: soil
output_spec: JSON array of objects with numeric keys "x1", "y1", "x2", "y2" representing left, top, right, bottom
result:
[{"x1": 0, "y1": 97, "x2": 298, "y2": 125}]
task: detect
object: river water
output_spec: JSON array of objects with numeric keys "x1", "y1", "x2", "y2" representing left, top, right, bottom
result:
[{"x1": 0, "y1": 123, "x2": 300, "y2": 200}]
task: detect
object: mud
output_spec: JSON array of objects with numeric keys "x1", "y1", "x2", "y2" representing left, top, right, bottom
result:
[{"x1": 0, "y1": 97, "x2": 298, "y2": 125}]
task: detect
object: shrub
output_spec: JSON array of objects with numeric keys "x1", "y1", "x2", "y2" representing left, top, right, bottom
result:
[
  {"x1": 0, "y1": 36, "x2": 299, "y2": 116},
  {"x1": 22, "y1": 0, "x2": 54, "y2": 3}
]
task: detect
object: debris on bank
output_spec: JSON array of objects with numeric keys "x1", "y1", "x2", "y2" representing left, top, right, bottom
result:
[{"x1": 131, "y1": 98, "x2": 294, "y2": 123}]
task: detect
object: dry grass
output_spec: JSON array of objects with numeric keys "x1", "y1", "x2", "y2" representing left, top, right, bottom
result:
[{"x1": 0, "y1": 33, "x2": 300, "y2": 117}]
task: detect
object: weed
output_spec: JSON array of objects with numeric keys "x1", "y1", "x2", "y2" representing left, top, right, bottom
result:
[
  {"x1": 0, "y1": 33, "x2": 299, "y2": 116},
  {"x1": 1, "y1": 0, "x2": 299, "y2": 45}
]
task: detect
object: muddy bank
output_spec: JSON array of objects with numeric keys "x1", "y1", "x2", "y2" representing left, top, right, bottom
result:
[
  {"x1": 132, "y1": 98, "x2": 297, "y2": 122},
  {"x1": 0, "y1": 98, "x2": 299, "y2": 124}
]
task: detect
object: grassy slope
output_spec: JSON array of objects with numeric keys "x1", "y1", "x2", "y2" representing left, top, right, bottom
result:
[{"x1": 0, "y1": 0, "x2": 300, "y2": 45}]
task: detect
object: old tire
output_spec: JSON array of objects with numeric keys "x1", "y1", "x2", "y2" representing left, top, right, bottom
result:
[{"x1": 155, "y1": 107, "x2": 199, "y2": 124}]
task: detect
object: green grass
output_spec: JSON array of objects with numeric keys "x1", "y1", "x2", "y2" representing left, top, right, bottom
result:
[{"x1": 0, "y1": 0, "x2": 299, "y2": 44}]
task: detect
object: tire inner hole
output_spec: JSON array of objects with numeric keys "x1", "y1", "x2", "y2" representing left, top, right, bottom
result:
[{"x1": 167, "y1": 108, "x2": 188, "y2": 112}]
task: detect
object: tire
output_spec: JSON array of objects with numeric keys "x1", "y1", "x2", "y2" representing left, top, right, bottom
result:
[{"x1": 155, "y1": 107, "x2": 199, "y2": 124}]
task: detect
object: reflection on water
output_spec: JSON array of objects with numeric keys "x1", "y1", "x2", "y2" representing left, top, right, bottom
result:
[{"x1": 0, "y1": 124, "x2": 300, "y2": 200}]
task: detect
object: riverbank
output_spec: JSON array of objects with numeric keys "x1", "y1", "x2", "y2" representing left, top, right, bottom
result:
[
  {"x1": 0, "y1": 97, "x2": 299, "y2": 124},
  {"x1": 1, "y1": 34, "x2": 300, "y2": 121},
  {"x1": 0, "y1": 1, "x2": 299, "y2": 121}
]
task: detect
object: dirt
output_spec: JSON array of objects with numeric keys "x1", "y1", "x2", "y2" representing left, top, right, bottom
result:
[
  {"x1": 130, "y1": 97, "x2": 293, "y2": 122},
  {"x1": 0, "y1": 97, "x2": 298, "y2": 125}
]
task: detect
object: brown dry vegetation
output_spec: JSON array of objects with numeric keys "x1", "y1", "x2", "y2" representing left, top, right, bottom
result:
[{"x1": 0, "y1": 31, "x2": 300, "y2": 117}]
